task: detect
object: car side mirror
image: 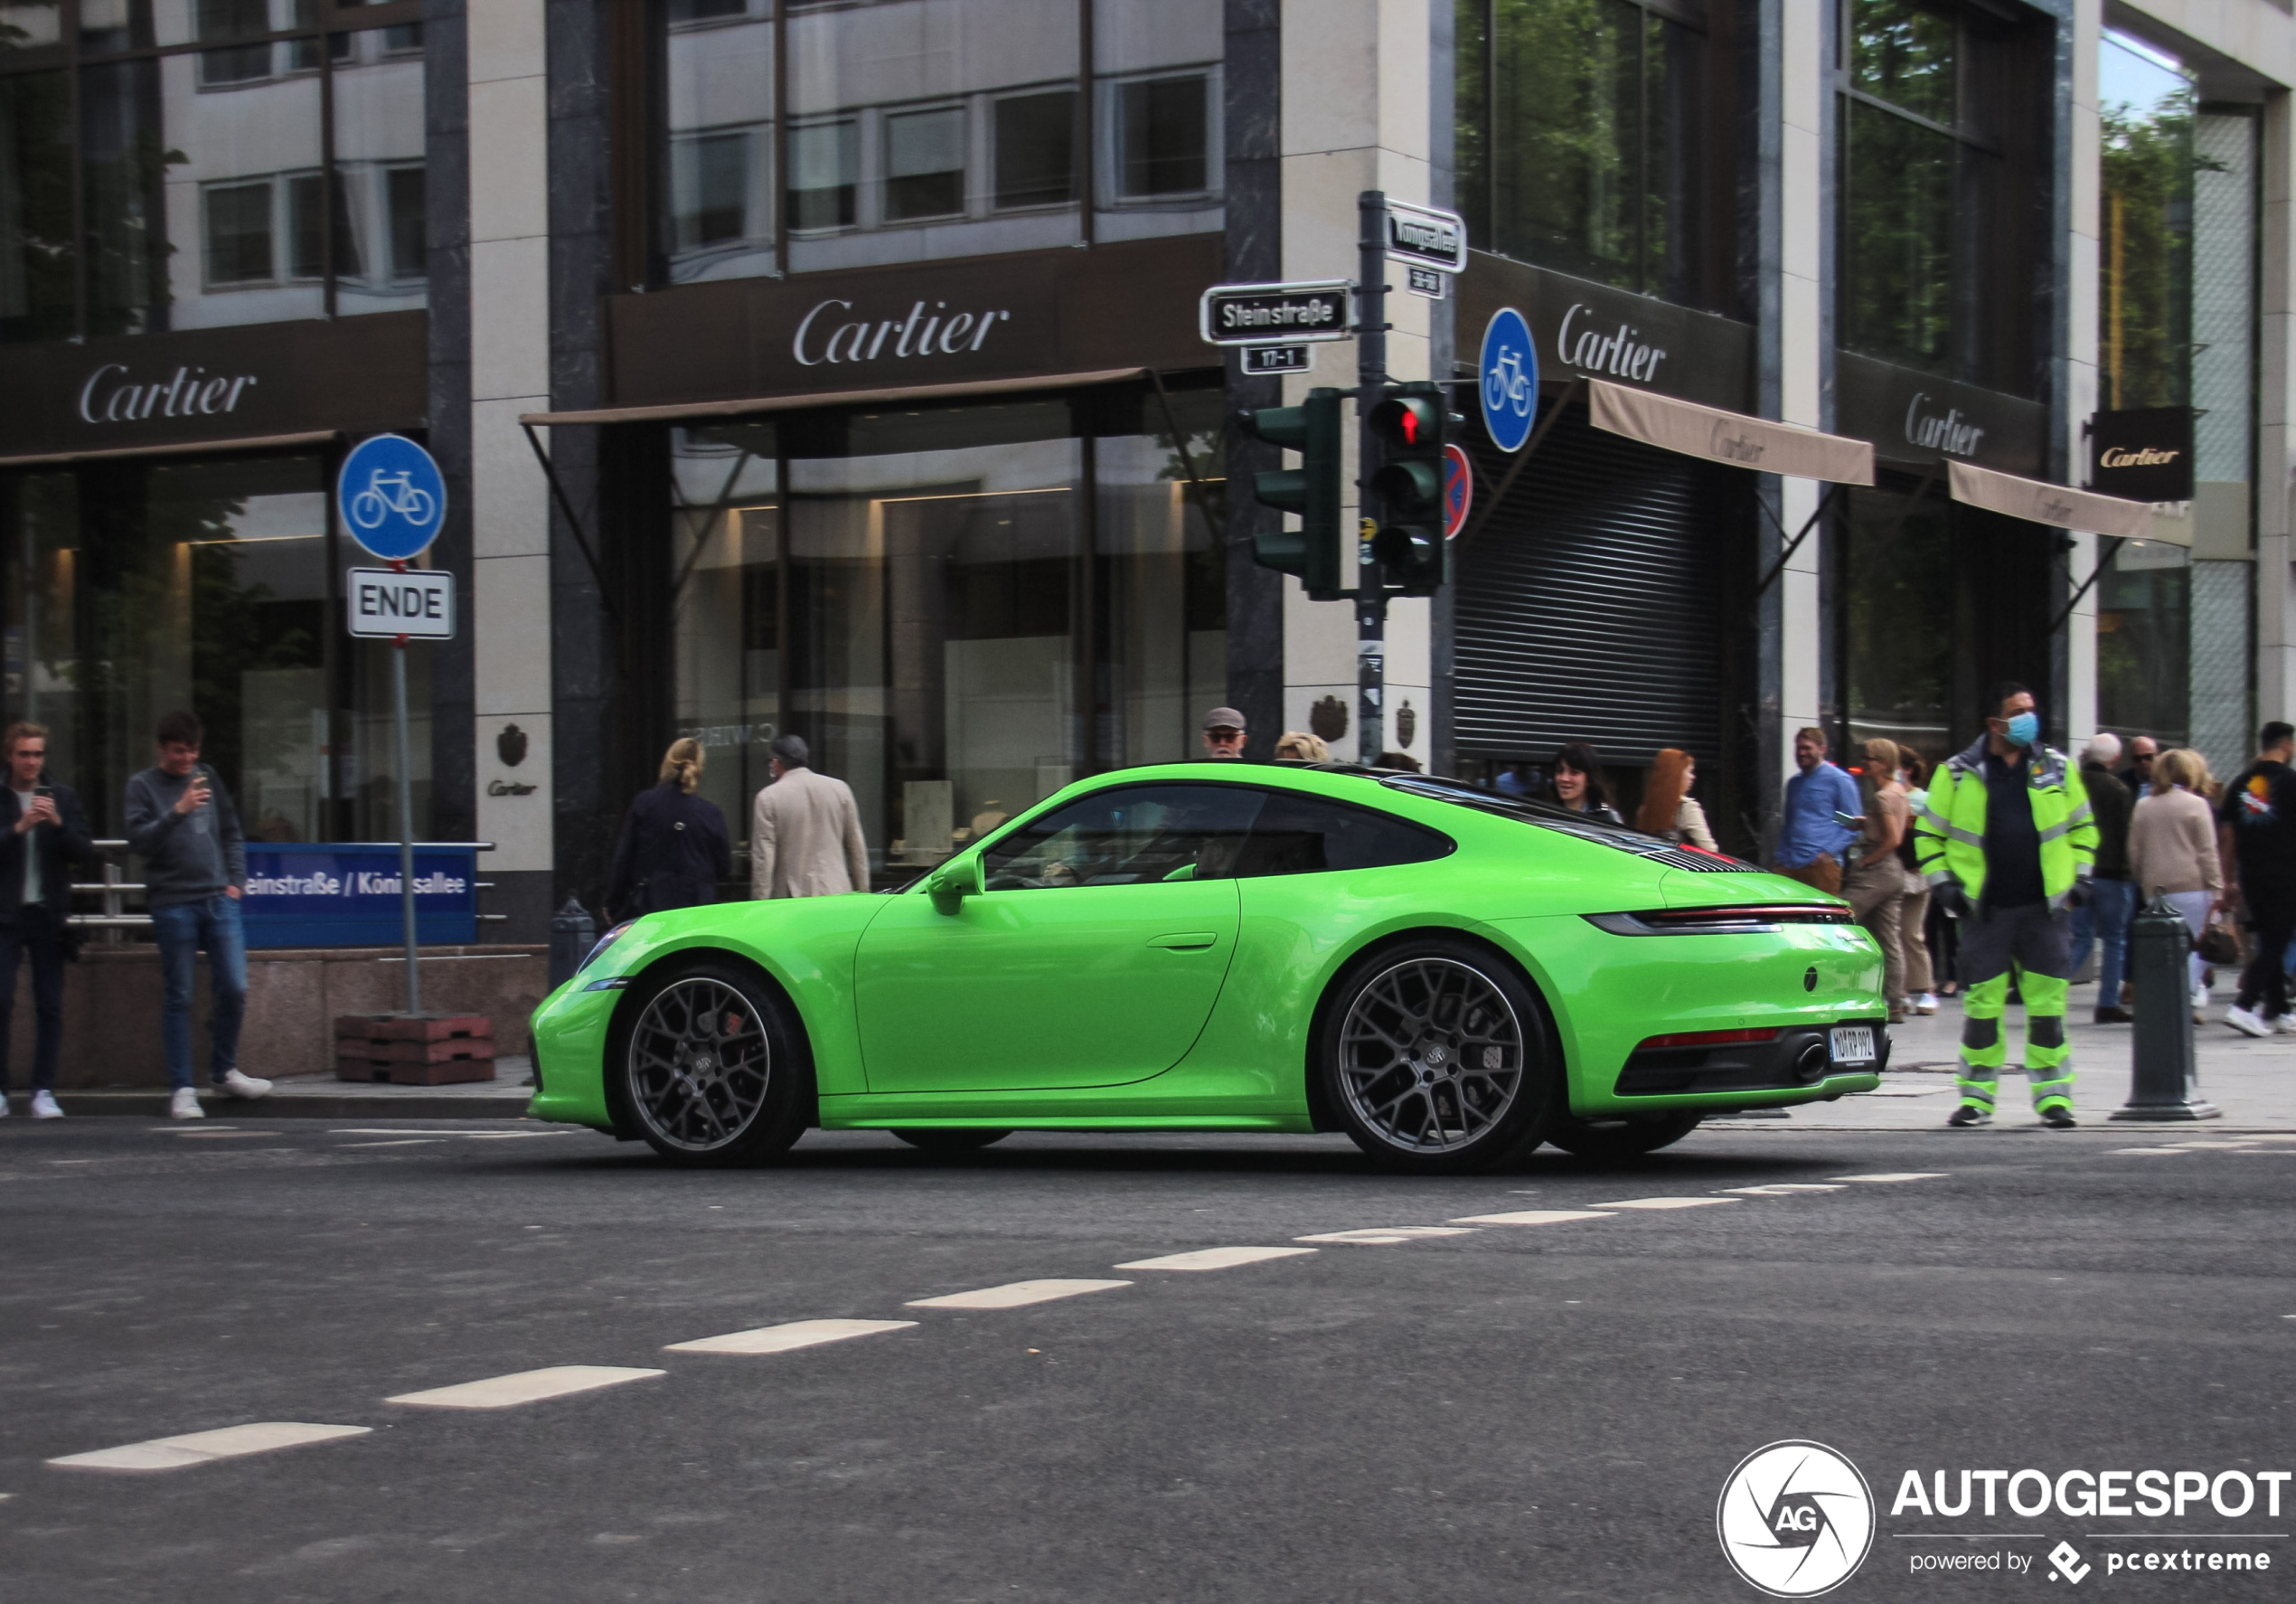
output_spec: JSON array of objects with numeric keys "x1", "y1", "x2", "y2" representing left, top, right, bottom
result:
[{"x1": 929, "y1": 855, "x2": 983, "y2": 911}]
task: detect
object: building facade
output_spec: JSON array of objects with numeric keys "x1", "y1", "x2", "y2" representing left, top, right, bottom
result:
[{"x1": 3, "y1": 0, "x2": 2290, "y2": 933}]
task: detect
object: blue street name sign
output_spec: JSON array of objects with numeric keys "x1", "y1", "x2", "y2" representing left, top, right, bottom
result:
[
  {"x1": 240, "y1": 843, "x2": 478, "y2": 948},
  {"x1": 338, "y1": 433, "x2": 446, "y2": 561},
  {"x1": 1479, "y1": 307, "x2": 1539, "y2": 454}
]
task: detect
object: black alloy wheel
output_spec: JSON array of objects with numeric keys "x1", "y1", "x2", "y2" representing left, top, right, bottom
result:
[
  {"x1": 616, "y1": 960, "x2": 814, "y2": 1166},
  {"x1": 1319, "y1": 937, "x2": 1557, "y2": 1174},
  {"x1": 1545, "y1": 1112, "x2": 1704, "y2": 1160}
]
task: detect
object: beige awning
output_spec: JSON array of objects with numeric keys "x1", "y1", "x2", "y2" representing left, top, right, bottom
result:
[
  {"x1": 1588, "y1": 379, "x2": 1876, "y2": 485},
  {"x1": 522, "y1": 367, "x2": 1152, "y2": 428},
  {"x1": 1946, "y1": 459, "x2": 2161, "y2": 541},
  {"x1": 0, "y1": 429, "x2": 339, "y2": 470}
]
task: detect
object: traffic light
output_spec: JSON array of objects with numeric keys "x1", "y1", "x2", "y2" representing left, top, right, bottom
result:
[
  {"x1": 1368, "y1": 381, "x2": 1451, "y2": 597},
  {"x1": 1236, "y1": 386, "x2": 1345, "y2": 598}
]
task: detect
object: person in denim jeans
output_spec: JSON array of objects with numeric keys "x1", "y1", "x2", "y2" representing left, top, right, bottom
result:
[
  {"x1": 123, "y1": 711, "x2": 271, "y2": 1119},
  {"x1": 2070, "y1": 733, "x2": 2139, "y2": 1023}
]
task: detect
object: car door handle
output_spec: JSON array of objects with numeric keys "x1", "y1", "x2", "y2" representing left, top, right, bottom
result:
[{"x1": 1147, "y1": 931, "x2": 1219, "y2": 950}]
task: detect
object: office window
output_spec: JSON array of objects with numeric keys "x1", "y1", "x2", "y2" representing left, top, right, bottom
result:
[
  {"x1": 204, "y1": 179, "x2": 274, "y2": 284},
  {"x1": 884, "y1": 105, "x2": 966, "y2": 221},
  {"x1": 786, "y1": 118, "x2": 856, "y2": 231},
  {"x1": 994, "y1": 89, "x2": 1075, "y2": 209},
  {"x1": 1114, "y1": 74, "x2": 1209, "y2": 199}
]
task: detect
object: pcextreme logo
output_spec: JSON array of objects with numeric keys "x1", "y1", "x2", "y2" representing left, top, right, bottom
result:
[{"x1": 1717, "y1": 1440, "x2": 1877, "y2": 1597}]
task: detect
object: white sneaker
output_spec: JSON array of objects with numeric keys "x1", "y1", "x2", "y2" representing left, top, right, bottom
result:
[
  {"x1": 2275, "y1": 1014, "x2": 2296, "y2": 1035},
  {"x1": 218, "y1": 1070, "x2": 273, "y2": 1099},
  {"x1": 30, "y1": 1090, "x2": 62, "y2": 1119},
  {"x1": 170, "y1": 1087, "x2": 205, "y2": 1119},
  {"x1": 1915, "y1": 993, "x2": 1939, "y2": 1015},
  {"x1": 2225, "y1": 1005, "x2": 2273, "y2": 1039},
  {"x1": 2192, "y1": 983, "x2": 2210, "y2": 1010}
]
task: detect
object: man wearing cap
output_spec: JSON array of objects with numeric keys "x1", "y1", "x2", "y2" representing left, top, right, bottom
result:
[{"x1": 1201, "y1": 707, "x2": 1247, "y2": 760}]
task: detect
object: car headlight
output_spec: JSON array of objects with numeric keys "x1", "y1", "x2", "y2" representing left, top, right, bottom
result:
[{"x1": 577, "y1": 920, "x2": 635, "y2": 977}]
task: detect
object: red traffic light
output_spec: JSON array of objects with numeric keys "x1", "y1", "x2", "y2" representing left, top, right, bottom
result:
[{"x1": 1369, "y1": 394, "x2": 1443, "y2": 451}]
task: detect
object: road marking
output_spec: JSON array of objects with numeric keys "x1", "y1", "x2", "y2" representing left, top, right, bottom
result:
[
  {"x1": 2107, "y1": 1147, "x2": 2194, "y2": 1156},
  {"x1": 386, "y1": 1365, "x2": 664, "y2": 1409},
  {"x1": 1587, "y1": 1197, "x2": 1740, "y2": 1211},
  {"x1": 168, "y1": 1130, "x2": 273, "y2": 1139},
  {"x1": 1445, "y1": 1209, "x2": 1616, "y2": 1226},
  {"x1": 665, "y1": 1318, "x2": 918, "y2": 1355},
  {"x1": 1830, "y1": 1173, "x2": 1949, "y2": 1183},
  {"x1": 154, "y1": 1125, "x2": 238, "y2": 1132},
  {"x1": 2160, "y1": 1141, "x2": 2260, "y2": 1150},
  {"x1": 49, "y1": 1422, "x2": 369, "y2": 1472},
  {"x1": 1115, "y1": 1247, "x2": 1319, "y2": 1271},
  {"x1": 1719, "y1": 1184, "x2": 1845, "y2": 1195},
  {"x1": 1295, "y1": 1228, "x2": 1480, "y2": 1244},
  {"x1": 341, "y1": 1139, "x2": 444, "y2": 1148},
  {"x1": 906, "y1": 1279, "x2": 1132, "y2": 1311}
]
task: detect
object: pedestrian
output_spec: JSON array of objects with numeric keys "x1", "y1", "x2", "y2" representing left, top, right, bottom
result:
[
  {"x1": 1896, "y1": 749, "x2": 1939, "y2": 1014},
  {"x1": 2070, "y1": 733, "x2": 2137, "y2": 1023},
  {"x1": 1200, "y1": 707, "x2": 1247, "y2": 760},
  {"x1": 1633, "y1": 748, "x2": 1718, "y2": 849},
  {"x1": 1843, "y1": 739, "x2": 1911, "y2": 1024},
  {"x1": 750, "y1": 734, "x2": 870, "y2": 899},
  {"x1": 2216, "y1": 721, "x2": 2296, "y2": 1037},
  {"x1": 1273, "y1": 731, "x2": 1330, "y2": 762},
  {"x1": 606, "y1": 738, "x2": 732, "y2": 923},
  {"x1": 0, "y1": 723, "x2": 92, "y2": 1120},
  {"x1": 1543, "y1": 742, "x2": 1623, "y2": 824},
  {"x1": 1493, "y1": 762, "x2": 1535, "y2": 797},
  {"x1": 1775, "y1": 726, "x2": 1860, "y2": 895},
  {"x1": 2116, "y1": 734, "x2": 2159, "y2": 797},
  {"x1": 1375, "y1": 750, "x2": 1424, "y2": 772},
  {"x1": 1914, "y1": 684, "x2": 2097, "y2": 1128},
  {"x1": 2129, "y1": 748, "x2": 2222, "y2": 1021},
  {"x1": 124, "y1": 711, "x2": 271, "y2": 1120}
]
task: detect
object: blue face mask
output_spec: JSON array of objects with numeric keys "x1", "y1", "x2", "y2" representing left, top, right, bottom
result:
[{"x1": 2005, "y1": 711, "x2": 2040, "y2": 749}]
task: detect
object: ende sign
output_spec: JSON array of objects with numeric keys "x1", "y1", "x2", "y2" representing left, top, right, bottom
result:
[{"x1": 347, "y1": 567, "x2": 455, "y2": 639}]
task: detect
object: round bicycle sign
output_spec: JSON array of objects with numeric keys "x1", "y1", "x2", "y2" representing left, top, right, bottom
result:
[
  {"x1": 1442, "y1": 444, "x2": 1473, "y2": 539},
  {"x1": 1478, "y1": 307, "x2": 1539, "y2": 454},
  {"x1": 338, "y1": 433, "x2": 446, "y2": 561}
]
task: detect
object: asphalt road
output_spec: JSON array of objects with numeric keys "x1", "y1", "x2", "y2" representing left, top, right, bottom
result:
[{"x1": 2, "y1": 1118, "x2": 2290, "y2": 1603}]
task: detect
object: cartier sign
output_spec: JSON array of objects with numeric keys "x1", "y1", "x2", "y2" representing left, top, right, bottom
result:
[
  {"x1": 793, "y1": 297, "x2": 1013, "y2": 366},
  {"x1": 1458, "y1": 252, "x2": 1754, "y2": 411},
  {"x1": 79, "y1": 362, "x2": 260, "y2": 423},
  {"x1": 1835, "y1": 351, "x2": 2044, "y2": 476},
  {"x1": 2090, "y1": 406, "x2": 2193, "y2": 502}
]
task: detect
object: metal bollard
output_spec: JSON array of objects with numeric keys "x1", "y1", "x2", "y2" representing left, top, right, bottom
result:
[
  {"x1": 548, "y1": 898, "x2": 598, "y2": 992},
  {"x1": 2109, "y1": 895, "x2": 2220, "y2": 1121}
]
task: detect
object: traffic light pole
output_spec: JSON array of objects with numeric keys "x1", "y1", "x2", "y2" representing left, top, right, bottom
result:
[{"x1": 1355, "y1": 189, "x2": 1388, "y2": 764}]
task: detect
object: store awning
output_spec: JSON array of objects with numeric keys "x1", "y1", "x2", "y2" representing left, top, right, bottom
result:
[
  {"x1": 1588, "y1": 379, "x2": 1876, "y2": 485},
  {"x1": 0, "y1": 429, "x2": 339, "y2": 470},
  {"x1": 1947, "y1": 459, "x2": 2163, "y2": 541},
  {"x1": 521, "y1": 367, "x2": 1152, "y2": 429}
]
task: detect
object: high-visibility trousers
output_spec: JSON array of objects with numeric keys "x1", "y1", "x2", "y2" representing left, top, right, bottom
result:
[{"x1": 1954, "y1": 901, "x2": 2074, "y2": 1115}]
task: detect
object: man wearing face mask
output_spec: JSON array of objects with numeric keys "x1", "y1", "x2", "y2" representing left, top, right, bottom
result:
[{"x1": 1914, "y1": 683, "x2": 2098, "y2": 1128}]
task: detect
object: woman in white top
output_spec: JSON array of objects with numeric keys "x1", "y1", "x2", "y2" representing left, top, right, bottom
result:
[
  {"x1": 2129, "y1": 747, "x2": 2225, "y2": 1011},
  {"x1": 1633, "y1": 748, "x2": 1718, "y2": 849}
]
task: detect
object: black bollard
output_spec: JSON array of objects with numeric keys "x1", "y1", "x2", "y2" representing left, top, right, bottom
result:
[
  {"x1": 2109, "y1": 895, "x2": 2220, "y2": 1121},
  {"x1": 548, "y1": 897, "x2": 598, "y2": 992}
]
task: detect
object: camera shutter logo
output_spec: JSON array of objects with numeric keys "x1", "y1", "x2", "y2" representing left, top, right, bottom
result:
[{"x1": 1717, "y1": 1440, "x2": 1875, "y2": 1597}]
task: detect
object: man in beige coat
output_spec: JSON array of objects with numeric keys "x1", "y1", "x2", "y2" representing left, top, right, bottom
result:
[{"x1": 750, "y1": 735, "x2": 870, "y2": 898}]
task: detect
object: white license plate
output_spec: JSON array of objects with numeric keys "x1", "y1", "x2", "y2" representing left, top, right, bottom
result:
[{"x1": 1830, "y1": 1026, "x2": 1877, "y2": 1066}]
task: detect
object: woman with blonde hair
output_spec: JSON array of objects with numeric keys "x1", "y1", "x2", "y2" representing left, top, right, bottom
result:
[
  {"x1": 1272, "y1": 731, "x2": 1330, "y2": 762},
  {"x1": 1842, "y1": 738, "x2": 1912, "y2": 1023},
  {"x1": 605, "y1": 736, "x2": 733, "y2": 921},
  {"x1": 2129, "y1": 747, "x2": 2225, "y2": 1016},
  {"x1": 1633, "y1": 748, "x2": 1717, "y2": 849}
]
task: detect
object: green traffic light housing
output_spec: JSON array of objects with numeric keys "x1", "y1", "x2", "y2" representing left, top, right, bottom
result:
[
  {"x1": 1236, "y1": 386, "x2": 1346, "y2": 598},
  {"x1": 1367, "y1": 381, "x2": 1453, "y2": 598}
]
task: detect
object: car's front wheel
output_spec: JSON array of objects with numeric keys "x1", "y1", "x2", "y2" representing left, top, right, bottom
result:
[
  {"x1": 616, "y1": 960, "x2": 813, "y2": 1166},
  {"x1": 1545, "y1": 1112, "x2": 1703, "y2": 1160},
  {"x1": 1318, "y1": 938, "x2": 1557, "y2": 1174}
]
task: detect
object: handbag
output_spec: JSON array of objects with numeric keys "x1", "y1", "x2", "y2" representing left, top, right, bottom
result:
[{"x1": 2197, "y1": 913, "x2": 2242, "y2": 967}]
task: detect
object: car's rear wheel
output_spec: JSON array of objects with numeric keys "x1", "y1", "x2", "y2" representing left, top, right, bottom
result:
[
  {"x1": 889, "y1": 1128, "x2": 1012, "y2": 1153},
  {"x1": 1546, "y1": 1112, "x2": 1703, "y2": 1159},
  {"x1": 617, "y1": 961, "x2": 813, "y2": 1166},
  {"x1": 1319, "y1": 938, "x2": 1557, "y2": 1174}
]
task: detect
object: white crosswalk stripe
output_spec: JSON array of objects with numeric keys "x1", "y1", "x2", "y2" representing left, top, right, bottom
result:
[
  {"x1": 1587, "y1": 1197, "x2": 1739, "y2": 1210},
  {"x1": 1295, "y1": 1228, "x2": 1479, "y2": 1244},
  {"x1": 1719, "y1": 1184, "x2": 1846, "y2": 1195},
  {"x1": 386, "y1": 1366, "x2": 663, "y2": 1409},
  {"x1": 665, "y1": 1318, "x2": 917, "y2": 1354},
  {"x1": 1829, "y1": 1173, "x2": 1950, "y2": 1183},
  {"x1": 906, "y1": 1279, "x2": 1132, "y2": 1310},
  {"x1": 1445, "y1": 1209, "x2": 1616, "y2": 1226},
  {"x1": 1115, "y1": 1247, "x2": 1318, "y2": 1271},
  {"x1": 49, "y1": 1422, "x2": 369, "y2": 1472}
]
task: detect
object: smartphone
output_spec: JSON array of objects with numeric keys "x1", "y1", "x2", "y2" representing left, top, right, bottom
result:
[
  {"x1": 1832, "y1": 809, "x2": 1863, "y2": 827},
  {"x1": 33, "y1": 785, "x2": 52, "y2": 799}
]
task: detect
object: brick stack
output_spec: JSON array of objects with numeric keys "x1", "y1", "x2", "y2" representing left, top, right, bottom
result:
[{"x1": 334, "y1": 1014, "x2": 497, "y2": 1085}]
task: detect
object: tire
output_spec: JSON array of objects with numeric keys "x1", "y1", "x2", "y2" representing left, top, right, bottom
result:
[
  {"x1": 1317, "y1": 937, "x2": 1558, "y2": 1174},
  {"x1": 889, "y1": 1128, "x2": 1012, "y2": 1153},
  {"x1": 1545, "y1": 1112, "x2": 1703, "y2": 1160},
  {"x1": 615, "y1": 960, "x2": 814, "y2": 1166}
]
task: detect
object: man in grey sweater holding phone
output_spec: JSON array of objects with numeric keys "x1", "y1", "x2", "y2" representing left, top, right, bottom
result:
[{"x1": 124, "y1": 710, "x2": 271, "y2": 1119}]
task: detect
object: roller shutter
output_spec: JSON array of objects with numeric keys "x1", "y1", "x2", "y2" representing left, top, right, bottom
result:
[{"x1": 1455, "y1": 404, "x2": 1735, "y2": 762}]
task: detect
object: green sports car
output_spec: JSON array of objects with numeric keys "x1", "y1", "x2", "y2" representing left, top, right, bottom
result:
[{"x1": 528, "y1": 764, "x2": 1886, "y2": 1174}]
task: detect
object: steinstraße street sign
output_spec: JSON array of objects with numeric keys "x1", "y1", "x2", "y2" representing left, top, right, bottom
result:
[
  {"x1": 1385, "y1": 200, "x2": 1467, "y2": 275},
  {"x1": 338, "y1": 432, "x2": 446, "y2": 561},
  {"x1": 1479, "y1": 307, "x2": 1539, "y2": 453},
  {"x1": 1200, "y1": 280, "x2": 1353, "y2": 346},
  {"x1": 347, "y1": 567, "x2": 455, "y2": 640}
]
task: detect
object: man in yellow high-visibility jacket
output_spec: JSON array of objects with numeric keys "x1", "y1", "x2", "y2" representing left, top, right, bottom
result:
[{"x1": 1914, "y1": 684, "x2": 2099, "y2": 1128}]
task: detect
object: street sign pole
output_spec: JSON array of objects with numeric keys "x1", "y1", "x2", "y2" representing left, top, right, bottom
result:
[
  {"x1": 390, "y1": 575, "x2": 420, "y2": 1016},
  {"x1": 1356, "y1": 190, "x2": 1388, "y2": 764}
]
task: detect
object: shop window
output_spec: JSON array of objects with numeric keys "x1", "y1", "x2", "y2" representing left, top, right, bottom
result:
[
  {"x1": 786, "y1": 118, "x2": 857, "y2": 231},
  {"x1": 883, "y1": 105, "x2": 966, "y2": 221},
  {"x1": 993, "y1": 89, "x2": 1075, "y2": 210}
]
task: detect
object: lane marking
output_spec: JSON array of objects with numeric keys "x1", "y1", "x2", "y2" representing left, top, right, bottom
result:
[
  {"x1": 1719, "y1": 1184, "x2": 1845, "y2": 1196},
  {"x1": 906, "y1": 1279, "x2": 1132, "y2": 1310},
  {"x1": 1115, "y1": 1247, "x2": 1319, "y2": 1271},
  {"x1": 2107, "y1": 1148, "x2": 2193, "y2": 1156},
  {"x1": 2160, "y1": 1141, "x2": 2260, "y2": 1151},
  {"x1": 341, "y1": 1139, "x2": 445, "y2": 1148},
  {"x1": 49, "y1": 1422, "x2": 369, "y2": 1472},
  {"x1": 386, "y1": 1365, "x2": 663, "y2": 1409},
  {"x1": 665, "y1": 1318, "x2": 917, "y2": 1355},
  {"x1": 1295, "y1": 1228, "x2": 1480, "y2": 1244},
  {"x1": 1587, "y1": 1197, "x2": 1740, "y2": 1211},
  {"x1": 1446, "y1": 1209, "x2": 1615, "y2": 1226},
  {"x1": 154, "y1": 1125, "x2": 238, "y2": 1132},
  {"x1": 167, "y1": 1131, "x2": 273, "y2": 1139},
  {"x1": 1829, "y1": 1173, "x2": 1949, "y2": 1183}
]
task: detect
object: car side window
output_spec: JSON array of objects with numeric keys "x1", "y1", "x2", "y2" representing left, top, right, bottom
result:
[
  {"x1": 1228, "y1": 791, "x2": 1453, "y2": 878},
  {"x1": 980, "y1": 785, "x2": 1267, "y2": 890}
]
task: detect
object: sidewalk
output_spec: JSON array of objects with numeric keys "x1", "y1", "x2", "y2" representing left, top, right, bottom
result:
[
  {"x1": 1721, "y1": 981, "x2": 2296, "y2": 1131},
  {"x1": 27, "y1": 1057, "x2": 539, "y2": 1120}
]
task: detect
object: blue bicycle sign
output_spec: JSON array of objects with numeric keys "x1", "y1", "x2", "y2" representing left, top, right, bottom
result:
[
  {"x1": 1479, "y1": 307, "x2": 1539, "y2": 453},
  {"x1": 338, "y1": 434, "x2": 446, "y2": 561}
]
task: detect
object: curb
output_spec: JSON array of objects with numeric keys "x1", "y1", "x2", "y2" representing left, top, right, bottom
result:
[{"x1": 23, "y1": 1091, "x2": 536, "y2": 1120}]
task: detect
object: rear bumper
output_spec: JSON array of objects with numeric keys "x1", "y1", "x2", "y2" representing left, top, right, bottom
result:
[{"x1": 1615, "y1": 1017, "x2": 1891, "y2": 1098}]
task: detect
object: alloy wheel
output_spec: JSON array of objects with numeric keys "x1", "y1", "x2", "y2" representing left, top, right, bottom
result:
[
  {"x1": 626, "y1": 977, "x2": 772, "y2": 1152},
  {"x1": 1336, "y1": 958, "x2": 1526, "y2": 1153}
]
